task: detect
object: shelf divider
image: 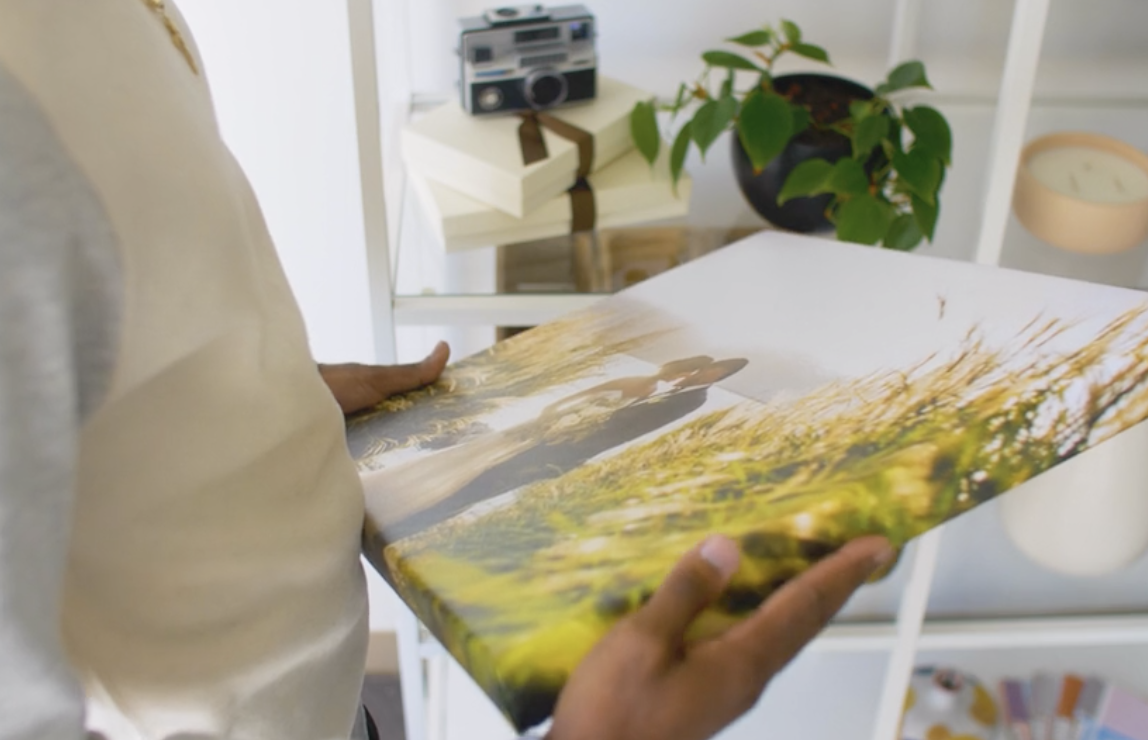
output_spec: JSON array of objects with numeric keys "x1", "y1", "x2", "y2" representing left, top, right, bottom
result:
[
  {"x1": 871, "y1": 528, "x2": 945, "y2": 740},
  {"x1": 394, "y1": 293, "x2": 606, "y2": 327},
  {"x1": 347, "y1": 0, "x2": 399, "y2": 364},
  {"x1": 887, "y1": 0, "x2": 923, "y2": 68},
  {"x1": 973, "y1": 0, "x2": 1053, "y2": 267}
]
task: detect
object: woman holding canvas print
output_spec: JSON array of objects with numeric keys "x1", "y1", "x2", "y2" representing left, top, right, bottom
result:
[{"x1": 0, "y1": 4, "x2": 893, "y2": 740}]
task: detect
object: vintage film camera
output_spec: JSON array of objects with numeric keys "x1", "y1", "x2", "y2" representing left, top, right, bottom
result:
[{"x1": 459, "y1": 5, "x2": 597, "y2": 116}]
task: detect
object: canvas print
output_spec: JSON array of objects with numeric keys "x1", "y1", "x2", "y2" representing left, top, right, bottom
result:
[{"x1": 348, "y1": 232, "x2": 1148, "y2": 731}]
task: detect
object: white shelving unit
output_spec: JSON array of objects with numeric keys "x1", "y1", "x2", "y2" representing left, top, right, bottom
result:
[{"x1": 343, "y1": 1, "x2": 1148, "y2": 739}]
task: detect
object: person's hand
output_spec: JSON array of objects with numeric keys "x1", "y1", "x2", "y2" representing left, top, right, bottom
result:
[
  {"x1": 547, "y1": 534, "x2": 895, "y2": 740},
  {"x1": 318, "y1": 341, "x2": 450, "y2": 415}
]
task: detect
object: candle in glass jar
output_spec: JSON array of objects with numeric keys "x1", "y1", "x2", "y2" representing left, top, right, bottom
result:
[{"x1": 1027, "y1": 146, "x2": 1148, "y2": 205}]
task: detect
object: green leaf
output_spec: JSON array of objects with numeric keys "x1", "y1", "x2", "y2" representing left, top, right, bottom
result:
[
  {"x1": 791, "y1": 43, "x2": 830, "y2": 64},
  {"x1": 727, "y1": 29, "x2": 772, "y2": 46},
  {"x1": 702, "y1": 50, "x2": 760, "y2": 71},
  {"x1": 736, "y1": 91, "x2": 793, "y2": 172},
  {"x1": 781, "y1": 19, "x2": 802, "y2": 44},
  {"x1": 884, "y1": 213, "x2": 924, "y2": 250},
  {"x1": 630, "y1": 101, "x2": 661, "y2": 165},
  {"x1": 670, "y1": 82, "x2": 690, "y2": 116},
  {"x1": 893, "y1": 149, "x2": 943, "y2": 204},
  {"x1": 911, "y1": 194, "x2": 939, "y2": 241},
  {"x1": 849, "y1": 100, "x2": 874, "y2": 120},
  {"x1": 886, "y1": 117, "x2": 905, "y2": 154},
  {"x1": 875, "y1": 60, "x2": 932, "y2": 96},
  {"x1": 670, "y1": 121, "x2": 693, "y2": 193},
  {"x1": 790, "y1": 105, "x2": 811, "y2": 136},
  {"x1": 828, "y1": 157, "x2": 870, "y2": 197},
  {"x1": 691, "y1": 96, "x2": 737, "y2": 159},
  {"x1": 720, "y1": 69, "x2": 735, "y2": 99},
  {"x1": 835, "y1": 194, "x2": 894, "y2": 245},
  {"x1": 904, "y1": 105, "x2": 953, "y2": 164},
  {"x1": 778, "y1": 158, "x2": 834, "y2": 204},
  {"x1": 852, "y1": 115, "x2": 889, "y2": 159}
]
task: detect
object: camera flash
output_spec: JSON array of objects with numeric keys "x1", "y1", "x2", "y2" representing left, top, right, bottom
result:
[{"x1": 477, "y1": 87, "x2": 504, "y2": 111}]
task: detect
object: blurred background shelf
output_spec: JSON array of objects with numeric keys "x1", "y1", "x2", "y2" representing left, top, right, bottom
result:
[
  {"x1": 429, "y1": 641, "x2": 1148, "y2": 740},
  {"x1": 342, "y1": 0, "x2": 1148, "y2": 738},
  {"x1": 387, "y1": 103, "x2": 1148, "y2": 313}
]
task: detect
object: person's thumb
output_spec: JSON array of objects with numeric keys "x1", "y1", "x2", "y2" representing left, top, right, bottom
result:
[
  {"x1": 366, "y1": 341, "x2": 450, "y2": 399},
  {"x1": 631, "y1": 535, "x2": 740, "y2": 644}
]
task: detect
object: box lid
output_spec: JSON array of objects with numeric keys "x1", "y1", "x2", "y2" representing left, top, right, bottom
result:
[
  {"x1": 412, "y1": 147, "x2": 691, "y2": 251},
  {"x1": 402, "y1": 77, "x2": 651, "y2": 218}
]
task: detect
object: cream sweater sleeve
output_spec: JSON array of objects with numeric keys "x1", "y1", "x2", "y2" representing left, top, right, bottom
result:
[{"x1": 0, "y1": 62, "x2": 122, "y2": 740}]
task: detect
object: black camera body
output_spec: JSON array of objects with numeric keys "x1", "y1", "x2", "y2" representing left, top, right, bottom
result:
[{"x1": 459, "y1": 5, "x2": 597, "y2": 116}]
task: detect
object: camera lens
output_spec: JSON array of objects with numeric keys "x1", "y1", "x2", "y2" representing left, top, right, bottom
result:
[
  {"x1": 494, "y1": 7, "x2": 518, "y2": 18},
  {"x1": 524, "y1": 70, "x2": 568, "y2": 109}
]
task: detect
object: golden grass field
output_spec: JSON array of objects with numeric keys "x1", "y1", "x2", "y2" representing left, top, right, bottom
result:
[{"x1": 355, "y1": 302, "x2": 1148, "y2": 730}]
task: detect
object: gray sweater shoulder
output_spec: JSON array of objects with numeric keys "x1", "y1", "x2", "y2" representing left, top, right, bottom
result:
[{"x1": 0, "y1": 60, "x2": 122, "y2": 740}]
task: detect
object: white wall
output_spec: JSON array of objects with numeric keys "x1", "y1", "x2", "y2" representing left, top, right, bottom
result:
[
  {"x1": 176, "y1": 0, "x2": 374, "y2": 364},
  {"x1": 175, "y1": 0, "x2": 403, "y2": 631},
  {"x1": 405, "y1": 0, "x2": 1148, "y2": 94}
]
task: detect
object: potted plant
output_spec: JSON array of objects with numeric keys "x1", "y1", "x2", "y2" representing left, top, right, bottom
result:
[{"x1": 630, "y1": 19, "x2": 953, "y2": 250}]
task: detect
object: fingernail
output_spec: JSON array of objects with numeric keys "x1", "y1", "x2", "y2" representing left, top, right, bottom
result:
[
  {"x1": 700, "y1": 535, "x2": 740, "y2": 579},
  {"x1": 872, "y1": 543, "x2": 897, "y2": 569},
  {"x1": 845, "y1": 536, "x2": 896, "y2": 573}
]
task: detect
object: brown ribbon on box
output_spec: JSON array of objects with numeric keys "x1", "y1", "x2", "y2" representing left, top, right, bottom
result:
[
  {"x1": 517, "y1": 111, "x2": 597, "y2": 233},
  {"x1": 517, "y1": 111, "x2": 595, "y2": 178},
  {"x1": 568, "y1": 177, "x2": 596, "y2": 233}
]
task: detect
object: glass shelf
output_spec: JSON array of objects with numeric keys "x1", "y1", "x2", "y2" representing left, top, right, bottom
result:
[{"x1": 389, "y1": 160, "x2": 771, "y2": 325}]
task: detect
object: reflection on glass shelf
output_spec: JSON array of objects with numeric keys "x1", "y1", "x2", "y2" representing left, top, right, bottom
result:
[
  {"x1": 392, "y1": 170, "x2": 764, "y2": 300},
  {"x1": 1001, "y1": 216, "x2": 1148, "y2": 290}
]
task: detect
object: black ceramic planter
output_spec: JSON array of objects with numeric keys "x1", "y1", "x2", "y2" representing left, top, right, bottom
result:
[{"x1": 732, "y1": 73, "x2": 876, "y2": 233}]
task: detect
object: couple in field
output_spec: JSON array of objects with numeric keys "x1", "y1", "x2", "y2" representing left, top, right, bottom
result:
[{"x1": 363, "y1": 354, "x2": 749, "y2": 543}]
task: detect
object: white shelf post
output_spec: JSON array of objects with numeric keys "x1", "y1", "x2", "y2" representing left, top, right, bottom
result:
[
  {"x1": 347, "y1": 0, "x2": 398, "y2": 364},
  {"x1": 346, "y1": 1, "x2": 429, "y2": 739},
  {"x1": 870, "y1": 528, "x2": 945, "y2": 740},
  {"x1": 972, "y1": 0, "x2": 1053, "y2": 267},
  {"x1": 887, "y1": 0, "x2": 923, "y2": 68},
  {"x1": 394, "y1": 602, "x2": 430, "y2": 740}
]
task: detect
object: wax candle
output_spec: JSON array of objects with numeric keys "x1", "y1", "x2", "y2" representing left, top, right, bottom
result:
[
  {"x1": 1027, "y1": 146, "x2": 1148, "y2": 205},
  {"x1": 1013, "y1": 132, "x2": 1148, "y2": 254}
]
